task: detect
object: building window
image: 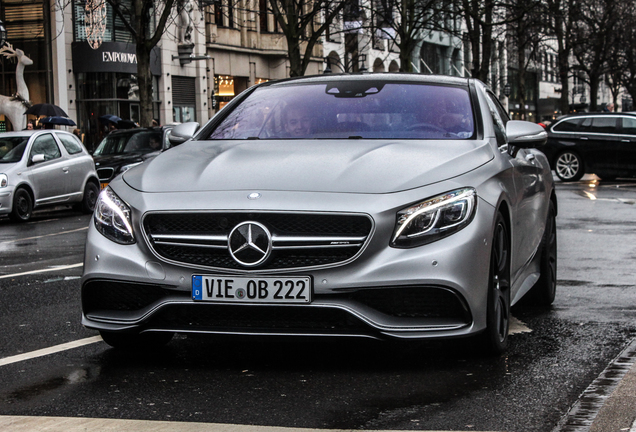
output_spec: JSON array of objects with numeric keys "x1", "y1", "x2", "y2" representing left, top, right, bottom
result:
[
  {"x1": 172, "y1": 76, "x2": 196, "y2": 123},
  {"x1": 73, "y1": 0, "x2": 137, "y2": 43}
]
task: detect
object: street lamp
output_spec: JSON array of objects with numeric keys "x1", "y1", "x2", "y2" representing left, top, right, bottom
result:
[{"x1": 0, "y1": 20, "x2": 7, "y2": 48}]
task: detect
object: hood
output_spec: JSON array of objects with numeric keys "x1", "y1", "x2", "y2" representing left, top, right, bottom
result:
[{"x1": 123, "y1": 139, "x2": 494, "y2": 194}]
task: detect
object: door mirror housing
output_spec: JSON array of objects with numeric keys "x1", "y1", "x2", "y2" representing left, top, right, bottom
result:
[
  {"x1": 506, "y1": 121, "x2": 548, "y2": 148},
  {"x1": 168, "y1": 122, "x2": 200, "y2": 146},
  {"x1": 31, "y1": 154, "x2": 46, "y2": 164}
]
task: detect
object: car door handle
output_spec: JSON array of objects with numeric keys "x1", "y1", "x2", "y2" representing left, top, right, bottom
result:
[
  {"x1": 622, "y1": 139, "x2": 631, "y2": 143},
  {"x1": 580, "y1": 136, "x2": 588, "y2": 140},
  {"x1": 62, "y1": 167, "x2": 69, "y2": 173}
]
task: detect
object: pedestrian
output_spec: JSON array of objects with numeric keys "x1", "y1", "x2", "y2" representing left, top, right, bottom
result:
[
  {"x1": 72, "y1": 128, "x2": 83, "y2": 142},
  {"x1": 24, "y1": 121, "x2": 34, "y2": 130},
  {"x1": 151, "y1": 119, "x2": 160, "y2": 127}
]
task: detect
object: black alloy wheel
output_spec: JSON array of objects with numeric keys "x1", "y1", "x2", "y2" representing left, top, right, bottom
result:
[
  {"x1": 529, "y1": 200, "x2": 557, "y2": 305},
  {"x1": 555, "y1": 151, "x2": 584, "y2": 181},
  {"x1": 9, "y1": 188, "x2": 33, "y2": 222},
  {"x1": 482, "y1": 212, "x2": 511, "y2": 354}
]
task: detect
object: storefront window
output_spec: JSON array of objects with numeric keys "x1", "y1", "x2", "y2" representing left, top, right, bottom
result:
[
  {"x1": 76, "y1": 72, "x2": 159, "y2": 151},
  {"x1": 0, "y1": 0, "x2": 51, "y2": 131}
]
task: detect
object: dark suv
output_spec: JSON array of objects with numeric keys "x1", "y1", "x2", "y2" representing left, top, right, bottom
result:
[
  {"x1": 542, "y1": 112, "x2": 636, "y2": 181},
  {"x1": 92, "y1": 126, "x2": 175, "y2": 189}
]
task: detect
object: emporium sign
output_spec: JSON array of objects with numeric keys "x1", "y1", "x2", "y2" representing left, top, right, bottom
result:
[{"x1": 72, "y1": 41, "x2": 161, "y2": 76}]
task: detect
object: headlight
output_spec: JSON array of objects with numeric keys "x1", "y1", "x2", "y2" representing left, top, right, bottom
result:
[
  {"x1": 0, "y1": 174, "x2": 7, "y2": 188},
  {"x1": 391, "y1": 188, "x2": 477, "y2": 248},
  {"x1": 120, "y1": 162, "x2": 142, "y2": 174},
  {"x1": 94, "y1": 187, "x2": 135, "y2": 244}
]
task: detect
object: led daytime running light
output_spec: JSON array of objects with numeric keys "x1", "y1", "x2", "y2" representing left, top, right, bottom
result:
[{"x1": 393, "y1": 189, "x2": 475, "y2": 243}]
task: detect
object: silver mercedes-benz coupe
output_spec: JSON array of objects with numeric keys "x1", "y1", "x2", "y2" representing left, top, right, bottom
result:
[{"x1": 82, "y1": 74, "x2": 557, "y2": 353}]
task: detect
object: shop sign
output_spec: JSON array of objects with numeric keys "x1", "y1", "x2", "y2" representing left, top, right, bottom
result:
[{"x1": 72, "y1": 41, "x2": 161, "y2": 75}]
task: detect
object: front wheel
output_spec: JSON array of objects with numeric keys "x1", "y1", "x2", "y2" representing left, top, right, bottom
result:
[
  {"x1": 554, "y1": 151, "x2": 584, "y2": 181},
  {"x1": 9, "y1": 188, "x2": 33, "y2": 222},
  {"x1": 481, "y1": 212, "x2": 511, "y2": 354}
]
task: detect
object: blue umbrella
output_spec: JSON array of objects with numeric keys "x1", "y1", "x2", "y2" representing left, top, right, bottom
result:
[
  {"x1": 99, "y1": 114, "x2": 122, "y2": 124},
  {"x1": 40, "y1": 116, "x2": 76, "y2": 126}
]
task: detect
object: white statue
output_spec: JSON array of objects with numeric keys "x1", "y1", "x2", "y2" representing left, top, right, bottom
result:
[
  {"x1": 0, "y1": 43, "x2": 33, "y2": 131},
  {"x1": 178, "y1": 0, "x2": 194, "y2": 44}
]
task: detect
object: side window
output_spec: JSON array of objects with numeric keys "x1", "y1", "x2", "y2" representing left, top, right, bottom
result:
[
  {"x1": 552, "y1": 119, "x2": 580, "y2": 132},
  {"x1": 485, "y1": 92, "x2": 507, "y2": 147},
  {"x1": 57, "y1": 134, "x2": 84, "y2": 155},
  {"x1": 29, "y1": 134, "x2": 62, "y2": 161},
  {"x1": 589, "y1": 117, "x2": 617, "y2": 134},
  {"x1": 621, "y1": 117, "x2": 636, "y2": 135}
]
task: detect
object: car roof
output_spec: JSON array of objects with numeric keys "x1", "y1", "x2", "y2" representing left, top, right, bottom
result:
[
  {"x1": 556, "y1": 112, "x2": 636, "y2": 120},
  {"x1": 0, "y1": 130, "x2": 74, "y2": 137}
]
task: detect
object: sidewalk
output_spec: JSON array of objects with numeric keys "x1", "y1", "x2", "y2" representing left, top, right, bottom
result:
[{"x1": 554, "y1": 337, "x2": 636, "y2": 432}]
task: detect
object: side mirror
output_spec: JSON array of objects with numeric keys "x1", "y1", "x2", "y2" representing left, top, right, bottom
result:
[
  {"x1": 506, "y1": 120, "x2": 548, "y2": 148},
  {"x1": 168, "y1": 122, "x2": 200, "y2": 147},
  {"x1": 31, "y1": 154, "x2": 46, "y2": 164}
]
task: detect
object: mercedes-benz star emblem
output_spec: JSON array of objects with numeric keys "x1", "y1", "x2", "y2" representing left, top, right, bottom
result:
[{"x1": 228, "y1": 221, "x2": 272, "y2": 267}]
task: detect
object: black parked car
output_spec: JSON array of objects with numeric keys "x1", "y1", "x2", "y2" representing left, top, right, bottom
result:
[
  {"x1": 92, "y1": 126, "x2": 175, "y2": 188},
  {"x1": 542, "y1": 112, "x2": 636, "y2": 181}
]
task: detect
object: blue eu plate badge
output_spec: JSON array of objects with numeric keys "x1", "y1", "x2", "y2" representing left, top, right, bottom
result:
[{"x1": 192, "y1": 275, "x2": 203, "y2": 300}]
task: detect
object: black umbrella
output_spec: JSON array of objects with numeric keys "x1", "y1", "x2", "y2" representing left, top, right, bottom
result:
[
  {"x1": 99, "y1": 114, "x2": 122, "y2": 124},
  {"x1": 25, "y1": 103, "x2": 69, "y2": 117},
  {"x1": 40, "y1": 116, "x2": 76, "y2": 126}
]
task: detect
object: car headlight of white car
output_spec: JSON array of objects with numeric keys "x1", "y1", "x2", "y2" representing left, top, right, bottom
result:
[
  {"x1": 0, "y1": 174, "x2": 7, "y2": 188},
  {"x1": 94, "y1": 187, "x2": 135, "y2": 244},
  {"x1": 391, "y1": 188, "x2": 477, "y2": 248}
]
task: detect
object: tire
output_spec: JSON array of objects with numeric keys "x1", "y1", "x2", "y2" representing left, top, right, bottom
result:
[
  {"x1": 554, "y1": 151, "x2": 584, "y2": 181},
  {"x1": 100, "y1": 331, "x2": 174, "y2": 350},
  {"x1": 9, "y1": 188, "x2": 33, "y2": 222},
  {"x1": 528, "y1": 200, "x2": 557, "y2": 306},
  {"x1": 81, "y1": 181, "x2": 99, "y2": 214},
  {"x1": 481, "y1": 212, "x2": 511, "y2": 355}
]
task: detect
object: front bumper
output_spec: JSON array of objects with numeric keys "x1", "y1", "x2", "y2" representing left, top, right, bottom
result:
[{"x1": 82, "y1": 185, "x2": 495, "y2": 341}]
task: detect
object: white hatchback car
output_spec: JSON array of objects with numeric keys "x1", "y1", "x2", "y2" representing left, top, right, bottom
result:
[{"x1": 0, "y1": 130, "x2": 100, "y2": 221}]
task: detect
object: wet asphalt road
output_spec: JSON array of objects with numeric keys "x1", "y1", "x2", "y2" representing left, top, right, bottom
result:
[{"x1": 0, "y1": 176, "x2": 635, "y2": 431}]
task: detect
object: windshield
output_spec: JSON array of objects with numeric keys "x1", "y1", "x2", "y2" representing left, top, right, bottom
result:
[
  {"x1": 0, "y1": 137, "x2": 29, "y2": 163},
  {"x1": 208, "y1": 82, "x2": 474, "y2": 140},
  {"x1": 93, "y1": 131, "x2": 163, "y2": 156}
]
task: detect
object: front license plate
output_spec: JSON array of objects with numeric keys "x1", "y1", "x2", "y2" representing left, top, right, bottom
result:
[
  {"x1": 192, "y1": 275, "x2": 312, "y2": 303},
  {"x1": 100, "y1": 182, "x2": 109, "y2": 190}
]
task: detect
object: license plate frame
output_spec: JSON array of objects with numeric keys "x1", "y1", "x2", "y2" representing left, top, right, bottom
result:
[{"x1": 192, "y1": 275, "x2": 312, "y2": 304}]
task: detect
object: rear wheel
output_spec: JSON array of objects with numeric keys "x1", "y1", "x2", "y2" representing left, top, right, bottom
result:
[
  {"x1": 9, "y1": 188, "x2": 33, "y2": 222},
  {"x1": 481, "y1": 213, "x2": 511, "y2": 354},
  {"x1": 81, "y1": 182, "x2": 99, "y2": 214},
  {"x1": 100, "y1": 331, "x2": 174, "y2": 350},
  {"x1": 528, "y1": 200, "x2": 557, "y2": 305},
  {"x1": 555, "y1": 151, "x2": 584, "y2": 181}
]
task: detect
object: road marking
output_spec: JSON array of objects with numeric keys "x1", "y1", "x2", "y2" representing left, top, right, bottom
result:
[
  {"x1": 0, "y1": 263, "x2": 83, "y2": 280},
  {"x1": 0, "y1": 226, "x2": 88, "y2": 245},
  {"x1": 0, "y1": 416, "x2": 495, "y2": 432},
  {"x1": 0, "y1": 336, "x2": 102, "y2": 367}
]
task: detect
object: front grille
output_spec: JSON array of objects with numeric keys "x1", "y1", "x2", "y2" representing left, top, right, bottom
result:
[
  {"x1": 143, "y1": 212, "x2": 373, "y2": 270},
  {"x1": 148, "y1": 304, "x2": 369, "y2": 333},
  {"x1": 96, "y1": 167, "x2": 115, "y2": 182}
]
